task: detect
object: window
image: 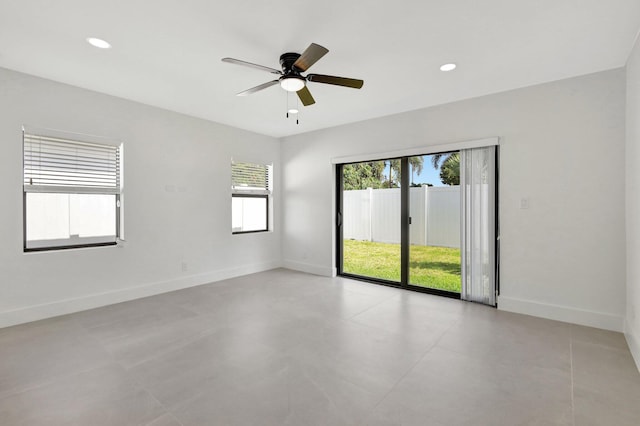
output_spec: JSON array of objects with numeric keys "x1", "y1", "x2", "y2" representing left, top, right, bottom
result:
[
  {"x1": 23, "y1": 128, "x2": 123, "y2": 251},
  {"x1": 231, "y1": 161, "x2": 272, "y2": 234}
]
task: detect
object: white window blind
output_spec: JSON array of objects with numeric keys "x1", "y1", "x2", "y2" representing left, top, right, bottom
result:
[
  {"x1": 24, "y1": 133, "x2": 121, "y2": 194},
  {"x1": 231, "y1": 161, "x2": 271, "y2": 195}
]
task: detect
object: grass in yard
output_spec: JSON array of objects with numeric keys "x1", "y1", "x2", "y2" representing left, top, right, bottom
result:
[{"x1": 343, "y1": 240, "x2": 461, "y2": 293}]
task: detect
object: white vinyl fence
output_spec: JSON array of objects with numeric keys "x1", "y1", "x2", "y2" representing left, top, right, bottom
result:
[{"x1": 343, "y1": 186, "x2": 460, "y2": 248}]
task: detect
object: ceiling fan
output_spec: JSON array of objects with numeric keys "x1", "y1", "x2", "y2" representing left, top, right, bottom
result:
[{"x1": 222, "y1": 43, "x2": 363, "y2": 107}]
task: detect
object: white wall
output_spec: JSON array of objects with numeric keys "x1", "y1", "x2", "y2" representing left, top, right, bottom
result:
[
  {"x1": 0, "y1": 64, "x2": 630, "y2": 338},
  {"x1": 626, "y1": 34, "x2": 640, "y2": 368},
  {"x1": 0, "y1": 67, "x2": 281, "y2": 327},
  {"x1": 282, "y1": 69, "x2": 627, "y2": 331}
]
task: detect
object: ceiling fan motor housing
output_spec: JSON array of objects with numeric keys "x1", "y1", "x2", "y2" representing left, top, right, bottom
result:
[{"x1": 280, "y1": 52, "x2": 303, "y2": 75}]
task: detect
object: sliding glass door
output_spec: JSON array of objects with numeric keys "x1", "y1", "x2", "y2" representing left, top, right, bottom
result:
[
  {"x1": 337, "y1": 147, "x2": 497, "y2": 303},
  {"x1": 339, "y1": 159, "x2": 401, "y2": 283},
  {"x1": 408, "y1": 153, "x2": 462, "y2": 294}
]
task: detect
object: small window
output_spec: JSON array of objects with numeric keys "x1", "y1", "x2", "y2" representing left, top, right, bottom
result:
[
  {"x1": 231, "y1": 161, "x2": 272, "y2": 234},
  {"x1": 23, "y1": 129, "x2": 123, "y2": 251}
]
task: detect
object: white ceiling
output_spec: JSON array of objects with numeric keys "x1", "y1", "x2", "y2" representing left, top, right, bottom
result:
[{"x1": 1, "y1": 1, "x2": 639, "y2": 138}]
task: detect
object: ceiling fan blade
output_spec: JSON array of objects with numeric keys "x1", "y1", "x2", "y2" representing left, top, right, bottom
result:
[
  {"x1": 222, "y1": 58, "x2": 282, "y2": 74},
  {"x1": 307, "y1": 74, "x2": 364, "y2": 89},
  {"x1": 237, "y1": 80, "x2": 280, "y2": 96},
  {"x1": 297, "y1": 86, "x2": 316, "y2": 106},
  {"x1": 292, "y1": 43, "x2": 329, "y2": 72}
]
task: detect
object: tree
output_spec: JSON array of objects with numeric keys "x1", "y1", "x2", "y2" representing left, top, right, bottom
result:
[
  {"x1": 385, "y1": 157, "x2": 423, "y2": 187},
  {"x1": 430, "y1": 153, "x2": 448, "y2": 170},
  {"x1": 342, "y1": 156, "x2": 426, "y2": 190},
  {"x1": 387, "y1": 159, "x2": 400, "y2": 188},
  {"x1": 381, "y1": 178, "x2": 399, "y2": 188},
  {"x1": 439, "y1": 153, "x2": 460, "y2": 185},
  {"x1": 431, "y1": 152, "x2": 460, "y2": 186},
  {"x1": 342, "y1": 161, "x2": 385, "y2": 190},
  {"x1": 409, "y1": 156, "x2": 423, "y2": 185}
]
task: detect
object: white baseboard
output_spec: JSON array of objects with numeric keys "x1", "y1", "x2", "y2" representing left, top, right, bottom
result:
[
  {"x1": 282, "y1": 259, "x2": 334, "y2": 277},
  {"x1": 498, "y1": 295, "x2": 624, "y2": 332},
  {"x1": 625, "y1": 319, "x2": 640, "y2": 373},
  {"x1": 0, "y1": 260, "x2": 281, "y2": 329}
]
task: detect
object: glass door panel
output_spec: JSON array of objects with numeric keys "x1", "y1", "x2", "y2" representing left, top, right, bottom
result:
[
  {"x1": 408, "y1": 154, "x2": 462, "y2": 293},
  {"x1": 341, "y1": 159, "x2": 401, "y2": 283}
]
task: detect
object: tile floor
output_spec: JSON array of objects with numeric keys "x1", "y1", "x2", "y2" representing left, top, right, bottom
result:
[{"x1": 1, "y1": 268, "x2": 639, "y2": 425}]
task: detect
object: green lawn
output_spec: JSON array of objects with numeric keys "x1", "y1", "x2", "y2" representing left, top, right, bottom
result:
[{"x1": 343, "y1": 240, "x2": 461, "y2": 293}]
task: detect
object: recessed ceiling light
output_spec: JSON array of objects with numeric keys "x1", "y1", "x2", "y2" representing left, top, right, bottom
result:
[
  {"x1": 86, "y1": 37, "x2": 111, "y2": 49},
  {"x1": 440, "y1": 63, "x2": 457, "y2": 72},
  {"x1": 288, "y1": 108, "x2": 299, "y2": 114}
]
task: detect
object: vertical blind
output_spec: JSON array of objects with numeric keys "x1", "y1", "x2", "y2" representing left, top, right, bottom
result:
[
  {"x1": 460, "y1": 146, "x2": 496, "y2": 306},
  {"x1": 231, "y1": 161, "x2": 271, "y2": 194},
  {"x1": 24, "y1": 133, "x2": 121, "y2": 194}
]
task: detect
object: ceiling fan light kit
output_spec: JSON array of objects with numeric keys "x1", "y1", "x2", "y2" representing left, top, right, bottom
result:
[
  {"x1": 280, "y1": 75, "x2": 305, "y2": 92},
  {"x1": 222, "y1": 43, "x2": 364, "y2": 111}
]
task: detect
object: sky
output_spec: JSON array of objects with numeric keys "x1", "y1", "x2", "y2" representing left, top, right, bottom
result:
[{"x1": 412, "y1": 159, "x2": 444, "y2": 186}]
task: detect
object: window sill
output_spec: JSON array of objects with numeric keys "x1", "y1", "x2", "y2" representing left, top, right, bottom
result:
[
  {"x1": 232, "y1": 229, "x2": 270, "y2": 235},
  {"x1": 24, "y1": 241, "x2": 117, "y2": 253}
]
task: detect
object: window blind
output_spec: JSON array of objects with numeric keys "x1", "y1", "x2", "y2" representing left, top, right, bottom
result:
[
  {"x1": 232, "y1": 162, "x2": 271, "y2": 194},
  {"x1": 24, "y1": 133, "x2": 121, "y2": 194}
]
